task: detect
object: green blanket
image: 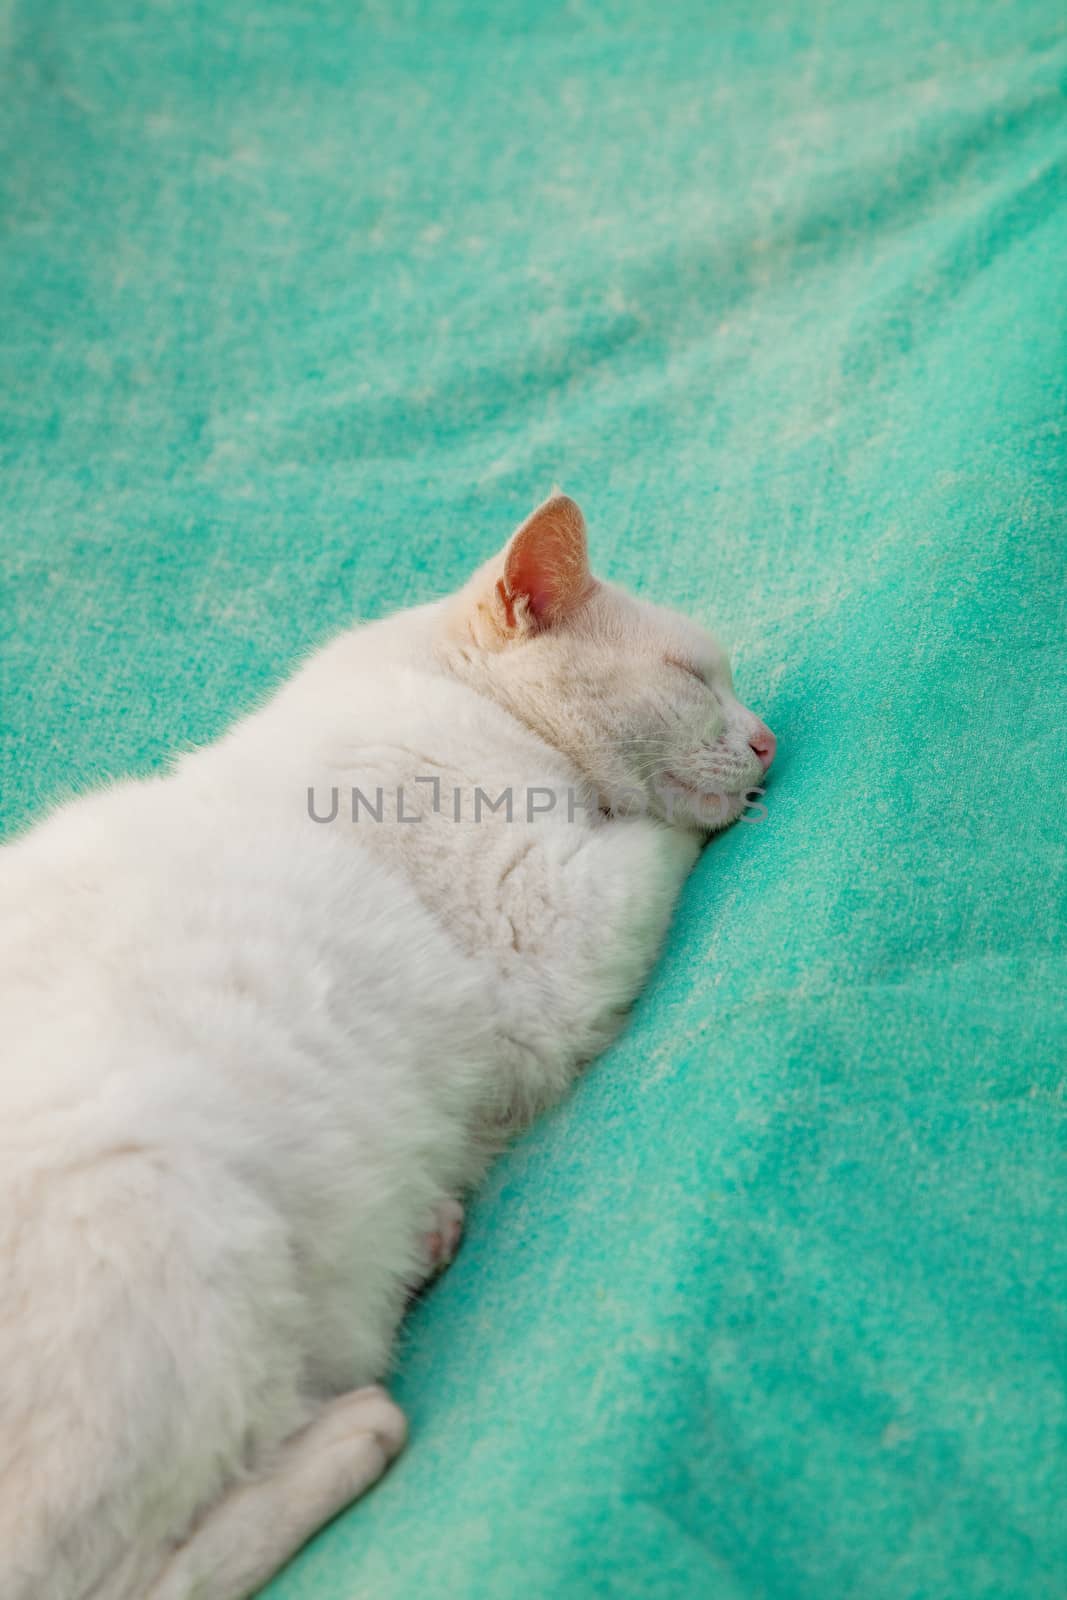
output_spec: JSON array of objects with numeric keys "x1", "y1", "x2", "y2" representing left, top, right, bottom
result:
[{"x1": 2, "y1": 3, "x2": 1065, "y2": 1596}]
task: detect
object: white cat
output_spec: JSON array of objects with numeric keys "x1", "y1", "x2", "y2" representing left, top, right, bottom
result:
[{"x1": 0, "y1": 495, "x2": 775, "y2": 1600}]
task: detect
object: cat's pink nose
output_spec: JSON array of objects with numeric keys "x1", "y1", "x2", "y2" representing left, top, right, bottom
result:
[{"x1": 748, "y1": 722, "x2": 776, "y2": 772}]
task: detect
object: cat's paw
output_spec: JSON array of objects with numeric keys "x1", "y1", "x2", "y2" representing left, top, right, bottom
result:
[
  {"x1": 421, "y1": 1197, "x2": 464, "y2": 1277},
  {"x1": 321, "y1": 1384, "x2": 409, "y2": 1463}
]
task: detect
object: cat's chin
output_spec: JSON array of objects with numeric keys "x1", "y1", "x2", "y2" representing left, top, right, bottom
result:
[{"x1": 656, "y1": 773, "x2": 749, "y2": 833}]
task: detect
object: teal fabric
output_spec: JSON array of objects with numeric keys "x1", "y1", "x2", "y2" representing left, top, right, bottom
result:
[{"x1": 2, "y1": 3, "x2": 1065, "y2": 1597}]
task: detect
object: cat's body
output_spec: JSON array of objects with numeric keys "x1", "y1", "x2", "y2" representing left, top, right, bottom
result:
[{"x1": 0, "y1": 497, "x2": 775, "y2": 1600}]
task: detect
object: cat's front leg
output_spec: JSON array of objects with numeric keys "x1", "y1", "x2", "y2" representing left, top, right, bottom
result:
[
  {"x1": 491, "y1": 817, "x2": 701, "y2": 1128},
  {"x1": 553, "y1": 816, "x2": 702, "y2": 1049}
]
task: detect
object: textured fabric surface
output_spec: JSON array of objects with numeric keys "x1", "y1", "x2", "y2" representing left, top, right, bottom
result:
[{"x1": 2, "y1": 3, "x2": 1065, "y2": 1597}]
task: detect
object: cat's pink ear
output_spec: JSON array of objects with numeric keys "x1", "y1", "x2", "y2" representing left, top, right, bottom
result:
[{"x1": 498, "y1": 495, "x2": 592, "y2": 632}]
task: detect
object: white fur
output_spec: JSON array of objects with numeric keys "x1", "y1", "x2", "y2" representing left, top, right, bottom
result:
[{"x1": 0, "y1": 497, "x2": 773, "y2": 1600}]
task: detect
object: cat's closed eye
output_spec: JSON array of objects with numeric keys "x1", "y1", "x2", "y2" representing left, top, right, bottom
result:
[{"x1": 665, "y1": 656, "x2": 706, "y2": 685}]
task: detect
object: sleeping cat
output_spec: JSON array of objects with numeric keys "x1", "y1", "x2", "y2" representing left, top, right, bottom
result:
[{"x1": 0, "y1": 495, "x2": 775, "y2": 1600}]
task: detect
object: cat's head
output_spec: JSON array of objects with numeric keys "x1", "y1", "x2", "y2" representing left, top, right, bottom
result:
[{"x1": 442, "y1": 494, "x2": 775, "y2": 832}]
